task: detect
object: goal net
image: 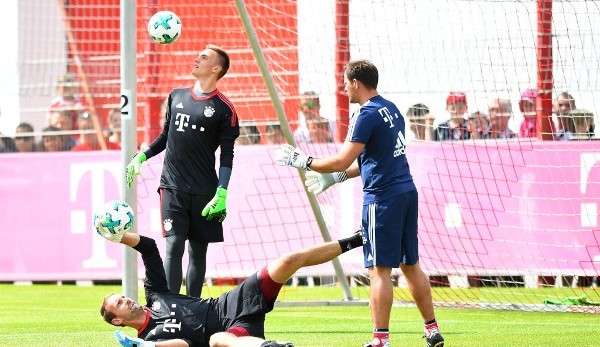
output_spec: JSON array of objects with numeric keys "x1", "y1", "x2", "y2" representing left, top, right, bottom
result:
[{"x1": 4, "y1": 0, "x2": 599, "y2": 312}]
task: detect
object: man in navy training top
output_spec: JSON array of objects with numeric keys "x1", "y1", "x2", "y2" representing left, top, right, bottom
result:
[
  {"x1": 125, "y1": 44, "x2": 240, "y2": 299},
  {"x1": 100, "y1": 228, "x2": 364, "y2": 347},
  {"x1": 276, "y1": 60, "x2": 444, "y2": 347}
]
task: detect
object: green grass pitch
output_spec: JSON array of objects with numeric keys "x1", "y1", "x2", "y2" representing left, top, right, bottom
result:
[{"x1": 1, "y1": 284, "x2": 599, "y2": 346}]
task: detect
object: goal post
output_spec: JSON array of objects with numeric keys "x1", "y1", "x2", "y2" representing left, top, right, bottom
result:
[{"x1": 234, "y1": 0, "x2": 354, "y2": 301}]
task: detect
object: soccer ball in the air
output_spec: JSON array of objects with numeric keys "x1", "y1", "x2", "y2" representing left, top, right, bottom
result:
[
  {"x1": 93, "y1": 200, "x2": 135, "y2": 242},
  {"x1": 147, "y1": 11, "x2": 182, "y2": 44}
]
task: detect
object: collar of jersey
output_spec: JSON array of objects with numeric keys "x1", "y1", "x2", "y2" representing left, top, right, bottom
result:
[
  {"x1": 189, "y1": 88, "x2": 219, "y2": 101},
  {"x1": 137, "y1": 307, "x2": 152, "y2": 337}
]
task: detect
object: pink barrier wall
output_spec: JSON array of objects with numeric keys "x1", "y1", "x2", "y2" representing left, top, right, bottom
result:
[{"x1": 0, "y1": 141, "x2": 599, "y2": 281}]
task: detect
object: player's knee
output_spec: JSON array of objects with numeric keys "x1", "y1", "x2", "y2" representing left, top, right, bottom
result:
[
  {"x1": 279, "y1": 252, "x2": 305, "y2": 270},
  {"x1": 400, "y1": 263, "x2": 424, "y2": 278},
  {"x1": 209, "y1": 332, "x2": 236, "y2": 347}
]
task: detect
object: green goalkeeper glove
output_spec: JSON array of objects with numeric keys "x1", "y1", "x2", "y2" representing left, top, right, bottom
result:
[
  {"x1": 202, "y1": 187, "x2": 228, "y2": 222},
  {"x1": 126, "y1": 152, "x2": 147, "y2": 188}
]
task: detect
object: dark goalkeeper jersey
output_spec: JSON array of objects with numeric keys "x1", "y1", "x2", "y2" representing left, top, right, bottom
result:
[
  {"x1": 144, "y1": 88, "x2": 240, "y2": 194},
  {"x1": 134, "y1": 236, "x2": 220, "y2": 347}
]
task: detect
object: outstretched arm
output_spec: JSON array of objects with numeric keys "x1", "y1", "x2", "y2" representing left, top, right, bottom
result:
[
  {"x1": 308, "y1": 141, "x2": 364, "y2": 173},
  {"x1": 119, "y1": 231, "x2": 140, "y2": 248},
  {"x1": 98, "y1": 230, "x2": 170, "y2": 294}
]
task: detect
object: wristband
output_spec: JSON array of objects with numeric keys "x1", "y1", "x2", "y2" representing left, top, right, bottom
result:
[{"x1": 306, "y1": 156, "x2": 314, "y2": 170}]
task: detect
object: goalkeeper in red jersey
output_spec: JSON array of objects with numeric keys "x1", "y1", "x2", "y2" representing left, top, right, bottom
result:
[{"x1": 98, "y1": 227, "x2": 364, "y2": 347}]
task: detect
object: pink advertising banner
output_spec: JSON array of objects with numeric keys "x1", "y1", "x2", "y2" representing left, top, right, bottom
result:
[{"x1": 0, "y1": 141, "x2": 599, "y2": 281}]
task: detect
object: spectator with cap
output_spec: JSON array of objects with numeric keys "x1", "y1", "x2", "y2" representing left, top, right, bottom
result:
[
  {"x1": 488, "y1": 98, "x2": 515, "y2": 139},
  {"x1": 434, "y1": 91, "x2": 469, "y2": 141},
  {"x1": 48, "y1": 72, "x2": 84, "y2": 124},
  {"x1": 72, "y1": 112, "x2": 120, "y2": 151},
  {"x1": 294, "y1": 91, "x2": 334, "y2": 144},
  {"x1": 467, "y1": 111, "x2": 490, "y2": 140},
  {"x1": 14, "y1": 122, "x2": 37, "y2": 152},
  {"x1": 407, "y1": 103, "x2": 435, "y2": 141},
  {"x1": 518, "y1": 88, "x2": 537, "y2": 138}
]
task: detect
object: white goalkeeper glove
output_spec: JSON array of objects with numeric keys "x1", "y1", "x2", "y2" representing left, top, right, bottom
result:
[
  {"x1": 275, "y1": 144, "x2": 311, "y2": 170},
  {"x1": 93, "y1": 212, "x2": 126, "y2": 243},
  {"x1": 114, "y1": 331, "x2": 155, "y2": 347},
  {"x1": 305, "y1": 171, "x2": 348, "y2": 195}
]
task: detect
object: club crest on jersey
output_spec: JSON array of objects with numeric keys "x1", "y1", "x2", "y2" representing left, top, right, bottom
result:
[
  {"x1": 152, "y1": 301, "x2": 161, "y2": 310},
  {"x1": 204, "y1": 105, "x2": 215, "y2": 118},
  {"x1": 163, "y1": 218, "x2": 173, "y2": 232}
]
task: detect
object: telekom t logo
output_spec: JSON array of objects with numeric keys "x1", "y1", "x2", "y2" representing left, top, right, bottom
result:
[
  {"x1": 580, "y1": 153, "x2": 600, "y2": 227},
  {"x1": 378, "y1": 107, "x2": 397, "y2": 128},
  {"x1": 70, "y1": 161, "x2": 121, "y2": 269},
  {"x1": 175, "y1": 113, "x2": 190, "y2": 132}
]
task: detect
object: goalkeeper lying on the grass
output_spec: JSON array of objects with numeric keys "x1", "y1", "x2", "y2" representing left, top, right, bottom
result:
[{"x1": 97, "y1": 224, "x2": 364, "y2": 347}]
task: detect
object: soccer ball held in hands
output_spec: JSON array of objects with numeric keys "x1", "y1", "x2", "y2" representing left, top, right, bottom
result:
[{"x1": 93, "y1": 200, "x2": 135, "y2": 242}]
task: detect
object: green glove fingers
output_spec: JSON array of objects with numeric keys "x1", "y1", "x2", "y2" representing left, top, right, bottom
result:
[
  {"x1": 126, "y1": 152, "x2": 147, "y2": 188},
  {"x1": 202, "y1": 187, "x2": 228, "y2": 222}
]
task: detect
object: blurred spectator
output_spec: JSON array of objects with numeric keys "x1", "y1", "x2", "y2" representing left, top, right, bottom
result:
[
  {"x1": 294, "y1": 91, "x2": 334, "y2": 143},
  {"x1": 488, "y1": 98, "x2": 515, "y2": 139},
  {"x1": 48, "y1": 110, "x2": 76, "y2": 150},
  {"x1": 518, "y1": 88, "x2": 537, "y2": 138},
  {"x1": 107, "y1": 108, "x2": 121, "y2": 146},
  {"x1": 48, "y1": 110, "x2": 74, "y2": 130},
  {"x1": 467, "y1": 111, "x2": 490, "y2": 140},
  {"x1": 237, "y1": 124, "x2": 260, "y2": 145},
  {"x1": 406, "y1": 103, "x2": 435, "y2": 140},
  {"x1": 557, "y1": 108, "x2": 595, "y2": 141},
  {"x1": 264, "y1": 124, "x2": 286, "y2": 144},
  {"x1": 14, "y1": 122, "x2": 37, "y2": 152},
  {"x1": 307, "y1": 117, "x2": 333, "y2": 143},
  {"x1": 41, "y1": 126, "x2": 68, "y2": 152},
  {"x1": 72, "y1": 112, "x2": 120, "y2": 151},
  {"x1": 49, "y1": 72, "x2": 84, "y2": 125},
  {"x1": 555, "y1": 92, "x2": 577, "y2": 139},
  {"x1": 435, "y1": 91, "x2": 469, "y2": 141},
  {"x1": 0, "y1": 132, "x2": 16, "y2": 153}
]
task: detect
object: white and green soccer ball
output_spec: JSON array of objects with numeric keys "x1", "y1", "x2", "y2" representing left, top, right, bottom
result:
[
  {"x1": 93, "y1": 200, "x2": 134, "y2": 242},
  {"x1": 147, "y1": 10, "x2": 182, "y2": 44}
]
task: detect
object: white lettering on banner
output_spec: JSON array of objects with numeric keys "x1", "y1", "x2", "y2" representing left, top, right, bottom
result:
[
  {"x1": 518, "y1": 173, "x2": 536, "y2": 234},
  {"x1": 70, "y1": 161, "x2": 121, "y2": 269},
  {"x1": 174, "y1": 113, "x2": 190, "y2": 132},
  {"x1": 580, "y1": 153, "x2": 600, "y2": 228},
  {"x1": 444, "y1": 202, "x2": 462, "y2": 228}
]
